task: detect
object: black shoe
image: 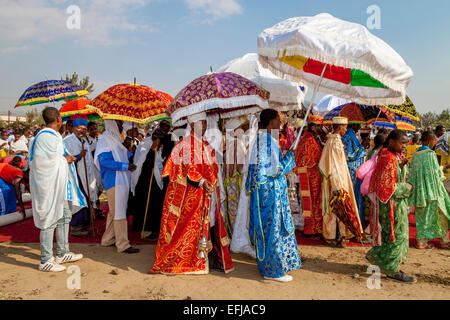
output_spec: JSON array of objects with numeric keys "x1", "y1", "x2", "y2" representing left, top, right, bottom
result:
[
  {"x1": 209, "y1": 263, "x2": 224, "y2": 271},
  {"x1": 123, "y1": 247, "x2": 140, "y2": 254},
  {"x1": 71, "y1": 226, "x2": 89, "y2": 238},
  {"x1": 387, "y1": 271, "x2": 417, "y2": 283},
  {"x1": 95, "y1": 209, "x2": 105, "y2": 220}
]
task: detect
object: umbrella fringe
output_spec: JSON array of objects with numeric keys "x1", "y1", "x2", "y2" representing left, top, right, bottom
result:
[
  {"x1": 258, "y1": 55, "x2": 408, "y2": 106},
  {"x1": 169, "y1": 95, "x2": 268, "y2": 126},
  {"x1": 86, "y1": 104, "x2": 170, "y2": 124},
  {"x1": 257, "y1": 46, "x2": 411, "y2": 94}
]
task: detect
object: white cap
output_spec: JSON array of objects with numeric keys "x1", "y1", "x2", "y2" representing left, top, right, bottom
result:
[{"x1": 332, "y1": 117, "x2": 348, "y2": 125}]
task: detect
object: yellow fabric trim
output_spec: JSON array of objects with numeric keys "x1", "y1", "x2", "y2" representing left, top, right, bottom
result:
[
  {"x1": 15, "y1": 90, "x2": 89, "y2": 107},
  {"x1": 385, "y1": 107, "x2": 420, "y2": 122},
  {"x1": 277, "y1": 50, "x2": 308, "y2": 70},
  {"x1": 86, "y1": 104, "x2": 170, "y2": 124}
]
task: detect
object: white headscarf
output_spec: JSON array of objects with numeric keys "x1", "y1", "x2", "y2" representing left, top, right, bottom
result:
[
  {"x1": 94, "y1": 120, "x2": 131, "y2": 220},
  {"x1": 122, "y1": 121, "x2": 134, "y2": 135}
]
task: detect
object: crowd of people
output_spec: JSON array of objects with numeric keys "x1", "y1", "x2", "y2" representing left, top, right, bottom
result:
[{"x1": 2, "y1": 106, "x2": 449, "y2": 285}]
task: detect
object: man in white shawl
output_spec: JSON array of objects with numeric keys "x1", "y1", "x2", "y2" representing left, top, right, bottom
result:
[
  {"x1": 63, "y1": 116, "x2": 100, "y2": 237},
  {"x1": 129, "y1": 128, "x2": 166, "y2": 239},
  {"x1": 94, "y1": 120, "x2": 139, "y2": 254},
  {"x1": 30, "y1": 107, "x2": 86, "y2": 272}
]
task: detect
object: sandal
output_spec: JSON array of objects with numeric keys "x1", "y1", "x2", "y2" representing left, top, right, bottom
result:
[
  {"x1": 438, "y1": 242, "x2": 450, "y2": 249},
  {"x1": 387, "y1": 271, "x2": 417, "y2": 284},
  {"x1": 415, "y1": 243, "x2": 435, "y2": 250},
  {"x1": 336, "y1": 238, "x2": 347, "y2": 248},
  {"x1": 324, "y1": 240, "x2": 337, "y2": 247}
]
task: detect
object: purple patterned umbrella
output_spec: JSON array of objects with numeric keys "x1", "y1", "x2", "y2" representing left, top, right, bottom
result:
[{"x1": 167, "y1": 72, "x2": 270, "y2": 126}]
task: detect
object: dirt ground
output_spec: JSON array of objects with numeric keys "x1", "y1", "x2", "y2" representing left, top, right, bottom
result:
[{"x1": 0, "y1": 241, "x2": 448, "y2": 300}]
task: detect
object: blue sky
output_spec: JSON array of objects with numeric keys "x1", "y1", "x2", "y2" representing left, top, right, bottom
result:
[{"x1": 1, "y1": 0, "x2": 449, "y2": 116}]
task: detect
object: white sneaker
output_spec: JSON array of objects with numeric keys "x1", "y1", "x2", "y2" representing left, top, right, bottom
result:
[
  {"x1": 38, "y1": 257, "x2": 66, "y2": 272},
  {"x1": 264, "y1": 275, "x2": 293, "y2": 282},
  {"x1": 55, "y1": 252, "x2": 83, "y2": 264}
]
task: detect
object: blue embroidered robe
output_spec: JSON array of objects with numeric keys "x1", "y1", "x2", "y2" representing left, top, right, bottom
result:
[
  {"x1": 246, "y1": 132, "x2": 302, "y2": 278},
  {"x1": 342, "y1": 128, "x2": 367, "y2": 224}
]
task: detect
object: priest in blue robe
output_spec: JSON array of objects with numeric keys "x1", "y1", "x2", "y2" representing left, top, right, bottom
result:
[
  {"x1": 342, "y1": 124, "x2": 367, "y2": 228},
  {"x1": 246, "y1": 109, "x2": 302, "y2": 283}
]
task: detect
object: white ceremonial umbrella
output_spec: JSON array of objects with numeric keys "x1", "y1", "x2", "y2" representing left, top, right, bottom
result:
[{"x1": 257, "y1": 13, "x2": 414, "y2": 149}]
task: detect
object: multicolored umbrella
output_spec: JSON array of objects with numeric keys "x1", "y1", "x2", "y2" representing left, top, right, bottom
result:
[
  {"x1": 216, "y1": 53, "x2": 306, "y2": 112},
  {"x1": 60, "y1": 98, "x2": 100, "y2": 121},
  {"x1": 323, "y1": 103, "x2": 394, "y2": 125},
  {"x1": 381, "y1": 96, "x2": 420, "y2": 122},
  {"x1": 15, "y1": 80, "x2": 89, "y2": 108},
  {"x1": 167, "y1": 72, "x2": 270, "y2": 126},
  {"x1": 87, "y1": 83, "x2": 172, "y2": 124},
  {"x1": 257, "y1": 13, "x2": 413, "y2": 106},
  {"x1": 374, "y1": 113, "x2": 417, "y2": 132}
]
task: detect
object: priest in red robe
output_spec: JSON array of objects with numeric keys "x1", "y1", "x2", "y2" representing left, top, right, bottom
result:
[
  {"x1": 149, "y1": 112, "x2": 234, "y2": 275},
  {"x1": 295, "y1": 115, "x2": 324, "y2": 238}
]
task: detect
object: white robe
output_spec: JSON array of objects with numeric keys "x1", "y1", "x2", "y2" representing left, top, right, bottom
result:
[
  {"x1": 230, "y1": 115, "x2": 258, "y2": 258},
  {"x1": 30, "y1": 128, "x2": 87, "y2": 229},
  {"x1": 86, "y1": 135, "x2": 98, "y2": 153},
  {"x1": 94, "y1": 120, "x2": 130, "y2": 220},
  {"x1": 0, "y1": 139, "x2": 9, "y2": 153},
  {"x1": 11, "y1": 135, "x2": 28, "y2": 153},
  {"x1": 130, "y1": 136, "x2": 163, "y2": 196},
  {"x1": 63, "y1": 133, "x2": 98, "y2": 203}
]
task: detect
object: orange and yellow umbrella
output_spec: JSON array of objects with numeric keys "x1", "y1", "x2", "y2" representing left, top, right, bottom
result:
[
  {"x1": 59, "y1": 98, "x2": 99, "y2": 120},
  {"x1": 87, "y1": 83, "x2": 172, "y2": 124}
]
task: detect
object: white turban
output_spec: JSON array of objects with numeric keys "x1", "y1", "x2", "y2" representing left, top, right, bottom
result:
[
  {"x1": 225, "y1": 116, "x2": 248, "y2": 131},
  {"x1": 123, "y1": 121, "x2": 134, "y2": 134},
  {"x1": 187, "y1": 112, "x2": 207, "y2": 123}
]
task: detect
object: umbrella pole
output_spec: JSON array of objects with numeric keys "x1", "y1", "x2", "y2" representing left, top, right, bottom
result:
[
  {"x1": 81, "y1": 139, "x2": 96, "y2": 238},
  {"x1": 141, "y1": 157, "x2": 155, "y2": 240},
  {"x1": 374, "y1": 108, "x2": 383, "y2": 124},
  {"x1": 290, "y1": 63, "x2": 328, "y2": 151}
]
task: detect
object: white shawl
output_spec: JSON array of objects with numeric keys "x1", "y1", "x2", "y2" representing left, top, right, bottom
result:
[
  {"x1": 230, "y1": 115, "x2": 258, "y2": 258},
  {"x1": 130, "y1": 136, "x2": 163, "y2": 196},
  {"x1": 94, "y1": 120, "x2": 130, "y2": 220},
  {"x1": 11, "y1": 135, "x2": 28, "y2": 153},
  {"x1": 63, "y1": 133, "x2": 98, "y2": 202},
  {"x1": 30, "y1": 128, "x2": 86, "y2": 229}
]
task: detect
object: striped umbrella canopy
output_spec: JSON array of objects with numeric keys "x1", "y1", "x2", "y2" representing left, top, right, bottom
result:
[
  {"x1": 257, "y1": 13, "x2": 413, "y2": 106},
  {"x1": 166, "y1": 72, "x2": 270, "y2": 126},
  {"x1": 324, "y1": 103, "x2": 393, "y2": 125},
  {"x1": 87, "y1": 83, "x2": 172, "y2": 124},
  {"x1": 381, "y1": 96, "x2": 420, "y2": 122},
  {"x1": 60, "y1": 98, "x2": 100, "y2": 121},
  {"x1": 374, "y1": 113, "x2": 417, "y2": 132},
  {"x1": 15, "y1": 80, "x2": 89, "y2": 108}
]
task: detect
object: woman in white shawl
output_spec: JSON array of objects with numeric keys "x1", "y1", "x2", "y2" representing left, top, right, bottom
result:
[
  {"x1": 11, "y1": 130, "x2": 29, "y2": 156},
  {"x1": 30, "y1": 107, "x2": 85, "y2": 272},
  {"x1": 94, "y1": 120, "x2": 139, "y2": 254},
  {"x1": 230, "y1": 115, "x2": 258, "y2": 258}
]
